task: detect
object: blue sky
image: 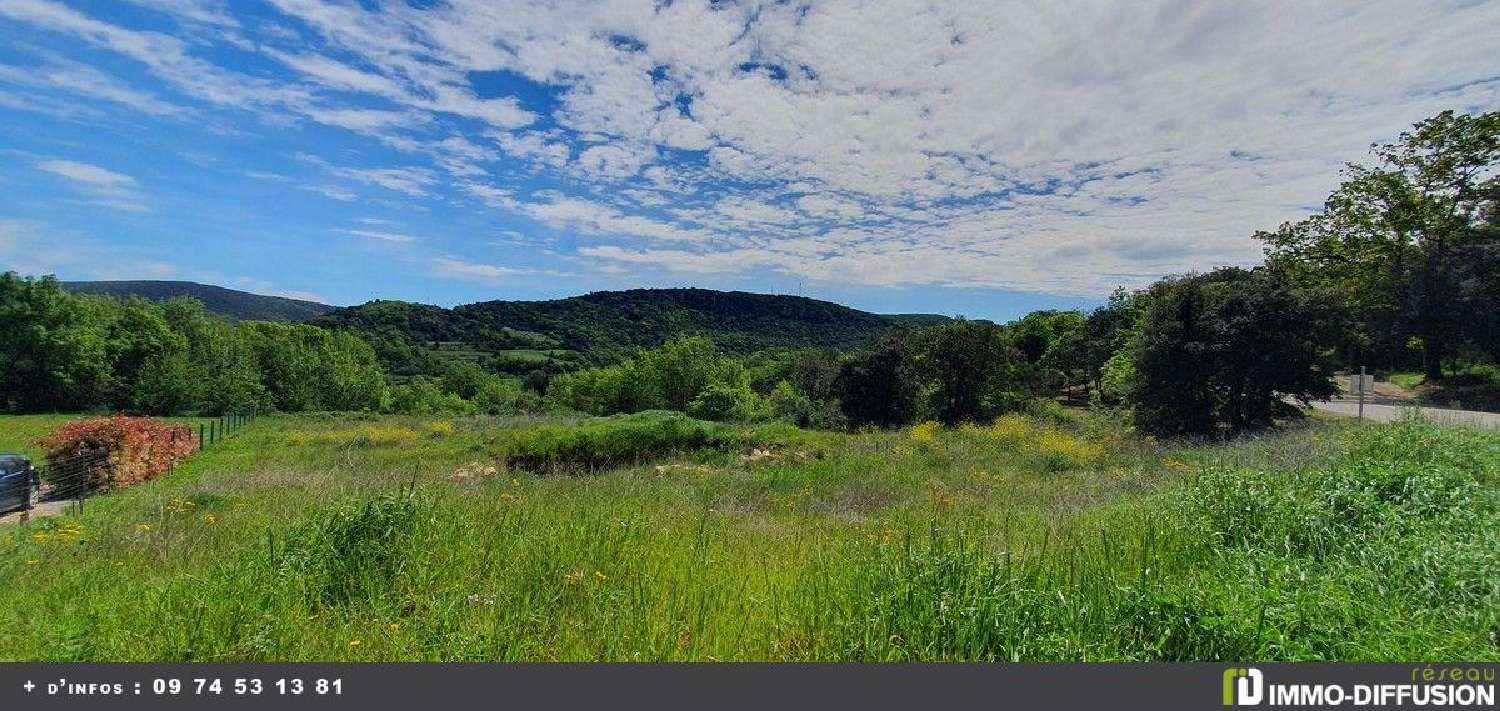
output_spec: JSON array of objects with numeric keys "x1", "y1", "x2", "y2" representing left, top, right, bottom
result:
[{"x1": 1, "y1": 1, "x2": 1497, "y2": 320}]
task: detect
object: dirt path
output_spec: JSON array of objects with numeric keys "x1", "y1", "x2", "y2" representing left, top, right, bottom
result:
[
  {"x1": 0, "y1": 500, "x2": 77, "y2": 526},
  {"x1": 1309, "y1": 400, "x2": 1500, "y2": 428}
]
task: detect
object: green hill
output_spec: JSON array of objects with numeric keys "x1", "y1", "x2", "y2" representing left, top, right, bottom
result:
[
  {"x1": 62, "y1": 280, "x2": 334, "y2": 322},
  {"x1": 314, "y1": 288, "x2": 946, "y2": 375}
]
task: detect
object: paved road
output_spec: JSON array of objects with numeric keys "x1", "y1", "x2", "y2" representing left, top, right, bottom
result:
[{"x1": 1309, "y1": 400, "x2": 1500, "y2": 429}]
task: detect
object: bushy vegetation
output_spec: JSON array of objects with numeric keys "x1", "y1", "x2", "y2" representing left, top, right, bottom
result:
[
  {"x1": 0, "y1": 275, "x2": 386, "y2": 415},
  {"x1": 1131, "y1": 269, "x2": 1341, "y2": 436},
  {"x1": 1259, "y1": 109, "x2": 1499, "y2": 381},
  {"x1": 491, "y1": 412, "x2": 726, "y2": 473},
  {"x1": 36, "y1": 416, "x2": 196, "y2": 491},
  {"x1": 1, "y1": 411, "x2": 1492, "y2": 661}
]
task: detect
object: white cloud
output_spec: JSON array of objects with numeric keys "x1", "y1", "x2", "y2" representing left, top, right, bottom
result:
[
  {"x1": 302, "y1": 107, "x2": 422, "y2": 133},
  {"x1": 36, "y1": 159, "x2": 148, "y2": 212},
  {"x1": 520, "y1": 192, "x2": 711, "y2": 244},
  {"x1": 124, "y1": 0, "x2": 239, "y2": 28},
  {"x1": 300, "y1": 184, "x2": 357, "y2": 201},
  {"x1": 431, "y1": 256, "x2": 570, "y2": 283},
  {"x1": 492, "y1": 131, "x2": 571, "y2": 169},
  {"x1": 341, "y1": 229, "x2": 417, "y2": 244},
  {"x1": 0, "y1": 57, "x2": 189, "y2": 118},
  {"x1": 573, "y1": 142, "x2": 656, "y2": 180}
]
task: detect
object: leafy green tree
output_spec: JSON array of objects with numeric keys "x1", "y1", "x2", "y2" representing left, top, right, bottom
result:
[
  {"x1": 1082, "y1": 289, "x2": 1148, "y2": 397},
  {"x1": 1260, "y1": 110, "x2": 1500, "y2": 379},
  {"x1": 0, "y1": 273, "x2": 112, "y2": 411},
  {"x1": 439, "y1": 360, "x2": 490, "y2": 400},
  {"x1": 917, "y1": 320, "x2": 1028, "y2": 425},
  {"x1": 388, "y1": 376, "x2": 473, "y2": 415},
  {"x1": 834, "y1": 335, "x2": 919, "y2": 428},
  {"x1": 317, "y1": 331, "x2": 388, "y2": 411},
  {"x1": 99, "y1": 297, "x2": 189, "y2": 410},
  {"x1": 1132, "y1": 268, "x2": 1340, "y2": 436},
  {"x1": 635, "y1": 336, "x2": 738, "y2": 411},
  {"x1": 162, "y1": 299, "x2": 263, "y2": 414},
  {"x1": 547, "y1": 360, "x2": 650, "y2": 415}
]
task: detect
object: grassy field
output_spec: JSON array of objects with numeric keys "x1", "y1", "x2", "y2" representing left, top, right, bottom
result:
[{"x1": 0, "y1": 410, "x2": 1495, "y2": 661}]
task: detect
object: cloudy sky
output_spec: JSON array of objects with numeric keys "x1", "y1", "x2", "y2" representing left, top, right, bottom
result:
[{"x1": 1, "y1": 0, "x2": 1497, "y2": 318}]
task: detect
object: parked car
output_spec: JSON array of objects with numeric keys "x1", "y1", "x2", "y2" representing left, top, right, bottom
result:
[{"x1": 0, "y1": 454, "x2": 40, "y2": 514}]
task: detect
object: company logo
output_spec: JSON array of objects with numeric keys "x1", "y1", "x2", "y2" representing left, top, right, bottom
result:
[
  {"x1": 1221, "y1": 666, "x2": 1495, "y2": 707},
  {"x1": 1224, "y1": 667, "x2": 1265, "y2": 706}
]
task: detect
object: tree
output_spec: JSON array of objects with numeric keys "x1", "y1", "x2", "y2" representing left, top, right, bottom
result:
[
  {"x1": 834, "y1": 334, "x2": 919, "y2": 428},
  {"x1": 1082, "y1": 288, "x2": 1148, "y2": 397},
  {"x1": 916, "y1": 320, "x2": 1027, "y2": 425},
  {"x1": 0, "y1": 273, "x2": 111, "y2": 411},
  {"x1": 635, "y1": 336, "x2": 736, "y2": 411},
  {"x1": 1260, "y1": 110, "x2": 1500, "y2": 379},
  {"x1": 1132, "y1": 268, "x2": 1340, "y2": 437}
]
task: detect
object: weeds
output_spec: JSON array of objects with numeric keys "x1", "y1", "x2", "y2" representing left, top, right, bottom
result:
[{"x1": 0, "y1": 413, "x2": 1494, "y2": 661}]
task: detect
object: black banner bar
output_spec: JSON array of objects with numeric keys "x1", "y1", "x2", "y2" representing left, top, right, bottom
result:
[{"x1": 1, "y1": 664, "x2": 1496, "y2": 711}]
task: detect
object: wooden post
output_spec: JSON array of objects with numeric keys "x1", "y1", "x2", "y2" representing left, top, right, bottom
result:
[{"x1": 1358, "y1": 365, "x2": 1366, "y2": 420}]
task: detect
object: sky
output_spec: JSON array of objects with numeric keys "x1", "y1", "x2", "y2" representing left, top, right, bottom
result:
[{"x1": 1, "y1": 1, "x2": 1497, "y2": 320}]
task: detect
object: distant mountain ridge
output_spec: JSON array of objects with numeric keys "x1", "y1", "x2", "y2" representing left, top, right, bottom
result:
[
  {"x1": 60, "y1": 281, "x2": 952, "y2": 373},
  {"x1": 62, "y1": 280, "x2": 335, "y2": 322},
  {"x1": 314, "y1": 287, "x2": 953, "y2": 374}
]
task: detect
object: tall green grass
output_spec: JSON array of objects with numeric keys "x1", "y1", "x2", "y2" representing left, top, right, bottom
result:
[{"x1": 0, "y1": 411, "x2": 1493, "y2": 661}]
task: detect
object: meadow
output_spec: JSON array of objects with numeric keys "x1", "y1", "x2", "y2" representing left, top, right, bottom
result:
[{"x1": 0, "y1": 410, "x2": 1495, "y2": 661}]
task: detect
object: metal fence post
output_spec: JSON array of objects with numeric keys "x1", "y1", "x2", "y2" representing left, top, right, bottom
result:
[{"x1": 198, "y1": 423, "x2": 205, "y2": 450}]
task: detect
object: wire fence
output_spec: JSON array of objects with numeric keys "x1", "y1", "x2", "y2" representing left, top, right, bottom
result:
[{"x1": 5, "y1": 409, "x2": 258, "y2": 520}]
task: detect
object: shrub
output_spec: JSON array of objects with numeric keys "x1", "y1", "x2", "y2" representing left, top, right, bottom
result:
[
  {"x1": 909, "y1": 421, "x2": 942, "y2": 447},
  {"x1": 274, "y1": 491, "x2": 420, "y2": 607},
  {"x1": 986, "y1": 414, "x2": 1035, "y2": 447},
  {"x1": 494, "y1": 412, "x2": 717, "y2": 473},
  {"x1": 472, "y1": 377, "x2": 542, "y2": 416},
  {"x1": 687, "y1": 381, "x2": 759, "y2": 422},
  {"x1": 36, "y1": 416, "x2": 196, "y2": 491},
  {"x1": 388, "y1": 377, "x2": 475, "y2": 416},
  {"x1": 767, "y1": 380, "x2": 847, "y2": 430}
]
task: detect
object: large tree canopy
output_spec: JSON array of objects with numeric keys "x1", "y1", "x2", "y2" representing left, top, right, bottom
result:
[
  {"x1": 1132, "y1": 268, "x2": 1341, "y2": 437},
  {"x1": 1259, "y1": 110, "x2": 1500, "y2": 379}
]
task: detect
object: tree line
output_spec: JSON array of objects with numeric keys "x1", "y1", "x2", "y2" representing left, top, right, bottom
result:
[{"x1": 0, "y1": 274, "x2": 386, "y2": 415}]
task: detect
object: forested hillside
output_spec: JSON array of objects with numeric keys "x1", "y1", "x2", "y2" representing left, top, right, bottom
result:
[
  {"x1": 63, "y1": 281, "x2": 335, "y2": 322},
  {"x1": 314, "y1": 288, "x2": 942, "y2": 375}
]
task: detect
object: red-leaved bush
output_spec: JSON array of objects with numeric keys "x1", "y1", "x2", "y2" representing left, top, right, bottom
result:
[{"x1": 37, "y1": 416, "x2": 196, "y2": 491}]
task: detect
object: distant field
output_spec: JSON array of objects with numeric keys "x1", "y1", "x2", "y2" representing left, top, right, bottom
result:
[
  {"x1": 0, "y1": 415, "x2": 88, "y2": 458},
  {"x1": 0, "y1": 411, "x2": 1495, "y2": 661}
]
